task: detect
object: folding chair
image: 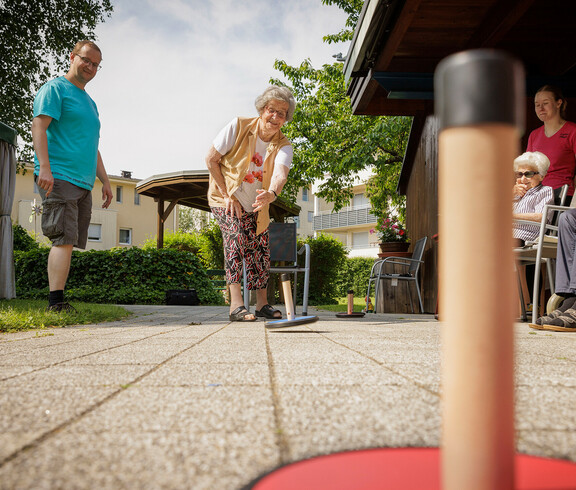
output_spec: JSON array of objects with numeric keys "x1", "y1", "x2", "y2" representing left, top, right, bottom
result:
[
  {"x1": 366, "y1": 236, "x2": 427, "y2": 314},
  {"x1": 243, "y1": 222, "x2": 311, "y2": 315}
]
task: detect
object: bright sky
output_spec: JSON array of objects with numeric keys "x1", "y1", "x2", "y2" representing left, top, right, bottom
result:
[{"x1": 88, "y1": 0, "x2": 350, "y2": 180}]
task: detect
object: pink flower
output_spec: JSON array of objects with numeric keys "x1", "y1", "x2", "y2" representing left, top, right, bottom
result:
[
  {"x1": 252, "y1": 152, "x2": 263, "y2": 166},
  {"x1": 244, "y1": 173, "x2": 255, "y2": 184},
  {"x1": 252, "y1": 170, "x2": 263, "y2": 182}
]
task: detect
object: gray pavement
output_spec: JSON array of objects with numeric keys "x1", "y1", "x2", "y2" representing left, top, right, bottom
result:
[{"x1": 1, "y1": 305, "x2": 575, "y2": 489}]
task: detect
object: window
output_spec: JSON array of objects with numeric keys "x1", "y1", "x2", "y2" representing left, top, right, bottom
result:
[
  {"x1": 352, "y1": 193, "x2": 369, "y2": 209},
  {"x1": 308, "y1": 211, "x2": 314, "y2": 222},
  {"x1": 302, "y1": 187, "x2": 309, "y2": 201},
  {"x1": 353, "y1": 231, "x2": 369, "y2": 249},
  {"x1": 116, "y1": 185, "x2": 123, "y2": 203},
  {"x1": 119, "y1": 228, "x2": 132, "y2": 245},
  {"x1": 134, "y1": 189, "x2": 140, "y2": 205},
  {"x1": 87, "y1": 224, "x2": 102, "y2": 241}
]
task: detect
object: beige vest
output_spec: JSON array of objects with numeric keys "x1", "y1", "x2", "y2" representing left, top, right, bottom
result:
[{"x1": 208, "y1": 116, "x2": 291, "y2": 235}]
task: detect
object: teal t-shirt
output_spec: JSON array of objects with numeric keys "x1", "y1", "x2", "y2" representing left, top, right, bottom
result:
[{"x1": 33, "y1": 76, "x2": 101, "y2": 190}]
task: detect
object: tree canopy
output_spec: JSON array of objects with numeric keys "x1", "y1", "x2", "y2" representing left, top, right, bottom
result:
[
  {"x1": 271, "y1": 0, "x2": 411, "y2": 215},
  {"x1": 0, "y1": 0, "x2": 113, "y2": 163}
]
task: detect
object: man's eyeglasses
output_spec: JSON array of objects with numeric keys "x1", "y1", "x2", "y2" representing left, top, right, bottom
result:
[
  {"x1": 515, "y1": 171, "x2": 539, "y2": 178},
  {"x1": 265, "y1": 106, "x2": 287, "y2": 119},
  {"x1": 75, "y1": 54, "x2": 102, "y2": 71}
]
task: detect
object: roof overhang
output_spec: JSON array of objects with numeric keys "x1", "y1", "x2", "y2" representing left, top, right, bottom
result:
[{"x1": 136, "y1": 169, "x2": 301, "y2": 221}]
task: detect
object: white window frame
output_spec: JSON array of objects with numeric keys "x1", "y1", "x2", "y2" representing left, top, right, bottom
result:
[
  {"x1": 116, "y1": 185, "x2": 123, "y2": 203},
  {"x1": 119, "y1": 228, "x2": 132, "y2": 245}
]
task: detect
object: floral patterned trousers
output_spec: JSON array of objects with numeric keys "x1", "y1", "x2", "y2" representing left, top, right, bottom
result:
[{"x1": 211, "y1": 207, "x2": 270, "y2": 290}]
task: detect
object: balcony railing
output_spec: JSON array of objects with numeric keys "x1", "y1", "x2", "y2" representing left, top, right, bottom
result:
[{"x1": 313, "y1": 206, "x2": 377, "y2": 231}]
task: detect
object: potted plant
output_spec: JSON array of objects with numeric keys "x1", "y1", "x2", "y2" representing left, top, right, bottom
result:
[{"x1": 370, "y1": 213, "x2": 409, "y2": 253}]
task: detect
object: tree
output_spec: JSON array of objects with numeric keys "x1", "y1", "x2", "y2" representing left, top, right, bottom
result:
[
  {"x1": 269, "y1": 0, "x2": 411, "y2": 215},
  {"x1": 0, "y1": 0, "x2": 114, "y2": 166}
]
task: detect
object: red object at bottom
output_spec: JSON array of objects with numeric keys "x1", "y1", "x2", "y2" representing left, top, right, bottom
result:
[{"x1": 249, "y1": 448, "x2": 576, "y2": 490}]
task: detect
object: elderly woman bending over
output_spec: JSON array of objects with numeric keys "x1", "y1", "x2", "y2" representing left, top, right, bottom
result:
[
  {"x1": 513, "y1": 151, "x2": 554, "y2": 246},
  {"x1": 205, "y1": 86, "x2": 296, "y2": 322}
]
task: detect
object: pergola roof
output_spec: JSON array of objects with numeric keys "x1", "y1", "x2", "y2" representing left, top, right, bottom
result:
[{"x1": 136, "y1": 169, "x2": 301, "y2": 226}]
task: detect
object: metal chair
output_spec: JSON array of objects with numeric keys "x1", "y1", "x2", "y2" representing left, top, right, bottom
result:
[
  {"x1": 243, "y1": 222, "x2": 311, "y2": 315},
  {"x1": 514, "y1": 184, "x2": 570, "y2": 322},
  {"x1": 366, "y1": 236, "x2": 427, "y2": 314}
]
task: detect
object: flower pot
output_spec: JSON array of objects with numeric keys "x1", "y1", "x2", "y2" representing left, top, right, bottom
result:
[{"x1": 379, "y1": 242, "x2": 409, "y2": 253}]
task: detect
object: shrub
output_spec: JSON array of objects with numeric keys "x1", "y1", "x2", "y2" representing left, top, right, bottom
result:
[
  {"x1": 335, "y1": 257, "x2": 375, "y2": 299},
  {"x1": 297, "y1": 233, "x2": 347, "y2": 305},
  {"x1": 142, "y1": 230, "x2": 203, "y2": 254},
  {"x1": 142, "y1": 222, "x2": 224, "y2": 270},
  {"x1": 197, "y1": 220, "x2": 224, "y2": 269},
  {"x1": 12, "y1": 223, "x2": 39, "y2": 252},
  {"x1": 14, "y1": 247, "x2": 224, "y2": 305}
]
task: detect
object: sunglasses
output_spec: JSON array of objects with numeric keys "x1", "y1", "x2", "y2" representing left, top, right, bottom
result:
[{"x1": 515, "y1": 171, "x2": 539, "y2": 179}]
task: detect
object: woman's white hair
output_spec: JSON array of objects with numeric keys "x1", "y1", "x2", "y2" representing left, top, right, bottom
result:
[
  {"x1": 514, "y1": 151, "x2": 550, "y2": 177},
  {"x1": 255, "y1": 85, "x2": 296, "y2": 122}
]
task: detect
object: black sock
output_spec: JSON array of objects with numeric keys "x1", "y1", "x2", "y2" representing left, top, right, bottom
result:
[{"x1": 49, "y1": 290, "x2": 64, "y2": 306}]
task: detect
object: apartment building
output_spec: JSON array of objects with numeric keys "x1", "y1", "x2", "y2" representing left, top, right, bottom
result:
[
  {"x1": 294, "y1": 172, "x2": 379, "y2": 258},
  {"x1": 12, "y1": 164, "x2": 177, "y2": 250}
]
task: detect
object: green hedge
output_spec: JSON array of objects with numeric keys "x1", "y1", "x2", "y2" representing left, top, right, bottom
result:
[
  {"x1": 335, "y1": 256, "x2": 375, "y2": 300},
  {"x1": 14, "y1": 247, "x2": 224, "y2": 305}
]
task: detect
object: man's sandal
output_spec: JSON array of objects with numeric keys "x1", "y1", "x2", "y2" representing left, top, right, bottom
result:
[{"x1": 229, "y1": 306, "x2": 257, "y2": 322}]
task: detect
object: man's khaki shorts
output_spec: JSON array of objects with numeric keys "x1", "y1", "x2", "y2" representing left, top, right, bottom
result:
[{"x1": 36, "y1": 178, "x2": 92, "y2": 249}]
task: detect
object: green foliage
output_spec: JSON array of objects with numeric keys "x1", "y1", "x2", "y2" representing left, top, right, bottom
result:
[
  {"x1": 12, "y1": 223, "x2": 39, "y2": 252},
  {"x1": 298, "y1": 233, "x2": 348, "y2": 304},
  {"x1": 14, "y1": 248, "x2": 224, "y2": 305},
  {"x1": 142, "y1": 222, "x2": 224, "y2": 270},
  {"x1": 269, "y1": 1, "x2": 411, "y2": 219},
  {"x1": 197, "y1": 221, "x2": 224, "y2": 270},
  {"x1": 178, "y1": 207, "x2": 210, "y2": 233},
  {"x1": 321, "y1": 0, "x2": 364, "y2": 44},
  {"x1": 0, "y1": 0, "x2": 114, "y2": 165},
  {"x1": 142, "y1": 231, "x2": 202, "y2": 254},
  {"x1": 334, "y1": 257, "x2": 375, "y2": 298},
  {"x1": 0, "y1": 299, "x2": 130, "y2": 333}
]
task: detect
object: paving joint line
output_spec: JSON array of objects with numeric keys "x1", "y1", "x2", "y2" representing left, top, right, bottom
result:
[
  {"x1": 0, "y1": 323, "x2": 229, "y2": 468},
  {"x1": 264, "y1": 327, "x2": 291, "y2": 465},
  {"x1": 0, "y1": 318, "x2": 222, "y2": 381},
  {"x1": 310, "y1": 327, "x2": 441, "y2": 397}
]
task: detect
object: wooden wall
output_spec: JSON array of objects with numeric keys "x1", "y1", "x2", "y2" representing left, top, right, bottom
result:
[{"x1": 405, "y1": 116, "x2": 440, "y2": 314}]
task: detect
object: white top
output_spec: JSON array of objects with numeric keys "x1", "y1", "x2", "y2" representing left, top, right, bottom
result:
[{"x1": 213, "y1": 118, "x2": 293, "y2": 212}]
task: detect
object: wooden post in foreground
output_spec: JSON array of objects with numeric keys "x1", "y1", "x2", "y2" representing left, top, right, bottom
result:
[{"x1": 435, "y1": 50, "x2": 524, "y2": 490}]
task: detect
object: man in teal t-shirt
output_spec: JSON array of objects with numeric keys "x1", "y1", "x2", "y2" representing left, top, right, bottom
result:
[{"x1": 32, "y1": 40, "x2": 113, "y2": 312}]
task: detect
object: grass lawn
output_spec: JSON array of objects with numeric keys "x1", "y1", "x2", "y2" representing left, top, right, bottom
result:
[
  {"x1": 0, "y1": 299, "x2": 133, "y2": 333},
  {"x1": 315, "y1": 296, "x2": 368, "y2": 313}
]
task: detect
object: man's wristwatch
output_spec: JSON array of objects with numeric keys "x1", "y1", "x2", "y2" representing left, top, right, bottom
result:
[{"x1": 270, "y1": 190, "x2": 278, "y2": 200}]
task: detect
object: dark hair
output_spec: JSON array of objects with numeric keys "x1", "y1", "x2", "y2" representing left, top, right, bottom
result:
[{"x1": 536, "y1": 85, "x2": 567, "y2": 119}]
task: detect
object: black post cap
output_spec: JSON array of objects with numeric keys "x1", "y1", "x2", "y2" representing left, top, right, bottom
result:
[{"x1": 434, "y1": 49, "x2": 525, "y2": 132}]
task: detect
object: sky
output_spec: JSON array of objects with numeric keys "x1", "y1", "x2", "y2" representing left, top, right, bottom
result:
[{"x1": 87, "y1": 0, "x2": 351, "y2": 180}]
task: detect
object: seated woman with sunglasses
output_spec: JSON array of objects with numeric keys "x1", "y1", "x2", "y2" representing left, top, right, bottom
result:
[{"x1": 513, "y1": 151, "x2": 554, "y2": 247}]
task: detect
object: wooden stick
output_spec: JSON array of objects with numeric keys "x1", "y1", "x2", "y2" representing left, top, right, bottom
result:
[
  {"x1": 435, "y1": 50, "x2": 523, "y2": 490},
  {"x1": 281, "y1": 273, "x2": 295, "y2": 321},
  {"x1": 347, "y1": 289, "x2": 354, "y2": 315}
]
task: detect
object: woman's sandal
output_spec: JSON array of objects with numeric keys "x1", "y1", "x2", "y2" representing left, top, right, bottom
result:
[
  {"x1": 229, "y1": 306, "x2": 257, "y2": 322},
  {"x1": 255, "y1": 304, "x2": 282, "y2": 319}
]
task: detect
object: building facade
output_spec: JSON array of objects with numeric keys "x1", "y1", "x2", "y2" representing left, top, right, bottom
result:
[
  {"x1": 294, "y1": 173, "x2": 380, "y2": 258},
  {"x1": 12, "y1": 165, "x2": 177, "y2": 250}
]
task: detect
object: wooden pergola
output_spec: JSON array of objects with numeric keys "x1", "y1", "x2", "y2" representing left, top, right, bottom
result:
[{"x1": 136, "y1": 169, "x2": 301, "y2": 248}]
